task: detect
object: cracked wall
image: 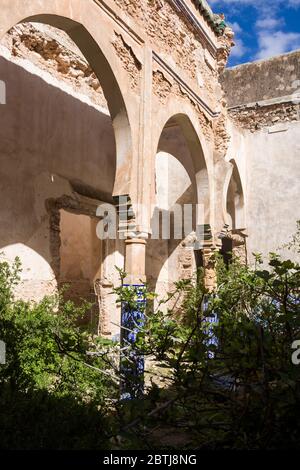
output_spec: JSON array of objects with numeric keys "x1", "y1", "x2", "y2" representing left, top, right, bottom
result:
[
  {"x1": 222, "y1": 50, "x2": 300, "y2": 132},
  {"x1": 222, "y1": 50, "x2": 300, "y2": 262},
  {"x1": 112, "y1": 33, "x2": 141, "y2": 90},
  {"x1": 0, "y1": 31, "x2": 118, "y2": 307},
  {"x1": 1, "y1": 22, "x2": 108, "y2": 110},
  {"x1": 114, "y1": 0, "x2": 230, "y2": 108}
]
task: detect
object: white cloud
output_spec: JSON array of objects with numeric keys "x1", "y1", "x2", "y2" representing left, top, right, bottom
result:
[
  {"x1": 230, "y1": 38, "x2": 248, "y2": 58},
  {"x1": 209, "y1": 0, "x2": 300, "y2": 16},
  {"x1": 229, "y1": 21, "x2": 242, "y2": 34},
  {"x1": 255, "y1": 17, "x2": 284, "y2": 30},
  {"x1": 209, "y1": 0, "x2": 300, "y2": 62},
  {"x1": 255, "y1": 30, "x2": 300, "y2": 59},
  {"x1": 227, "y1": 21, "x2": 248, "y2": 58},
  {"x1": 253, "y1": 8, "x2": 300, "y2": 60}
]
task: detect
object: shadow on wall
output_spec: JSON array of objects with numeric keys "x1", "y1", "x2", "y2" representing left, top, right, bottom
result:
[
  {"x1": 0, "y1": 57, "x2": 117, "y2": 320},
  {"x1": 226, "y1": 160, "x2": 245, "y2": 230},
  {"x1": 0, "y1": 243, "x2": 58, "y2": 303},
  {"x1": 146, "y1": 114, "x2": 210, "y2": 302},
  {"x1": 0, "y1": 209, "x2": 102, "y2": 308},
  {"x1": 146, "y1": 150, "x2": 198, "y2": 301}
]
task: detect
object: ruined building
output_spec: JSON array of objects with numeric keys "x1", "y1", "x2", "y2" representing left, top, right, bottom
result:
[{"x1": 0, "y1": 0, "x2": 299, "y2": 336}]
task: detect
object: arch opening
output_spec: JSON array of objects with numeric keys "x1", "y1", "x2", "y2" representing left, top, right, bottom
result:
[
  {"x1": 226, "y1": 160, "x2": 245, "y2": 231},
  {"x1": 0, "y1": 15, "x2": 129, "y2": 335},
  {"x1": 221, "y1": 160, "x2": 247, "y2": 265},
  {"x1": 147, "y1": 114, "x2": 210, "y2": 304}
]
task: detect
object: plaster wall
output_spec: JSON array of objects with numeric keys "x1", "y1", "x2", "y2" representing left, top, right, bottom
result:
[
  {"x1": 223, "y1": 51, "x2": 300, "y2": 262},
  {"x1": 0, "y1": 54, "x2": 116, "y2": 300},
  {"x1": 222, "y1": 50, "x2": 300, "y2": 107},
  {"x1": 228, "y1": 121, "x2": 300, "y2": 262},
  {"x1": 245, "y1": 122, "x2": 300, "y2": 261},
  {"x1": 59, "y1": 210, "x2": 101, "y2": 297}
]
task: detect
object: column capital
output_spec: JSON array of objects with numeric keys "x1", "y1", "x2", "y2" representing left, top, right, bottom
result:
[
  {"x1": 126, "y1": 228, "x2": 151, "y2": 241},
  {"x1": 125, "y1": 237, "x2": 147, "y2": 246}
]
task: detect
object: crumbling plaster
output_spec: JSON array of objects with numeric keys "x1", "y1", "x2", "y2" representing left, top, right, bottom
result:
[
  {"x1": 0, "y1": 0, "x2": 235, "y2": 235},
  {"x1": 222, "y1": 51, "x2": 300, "y2": 261},
  {"x1": 1, "y1": 0, "x2": 298, "y2": 331}
]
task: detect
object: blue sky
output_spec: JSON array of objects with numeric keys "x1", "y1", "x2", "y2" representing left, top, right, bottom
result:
[{"x1": 209, "y1": 0, "x2": 300, "y2": 67}]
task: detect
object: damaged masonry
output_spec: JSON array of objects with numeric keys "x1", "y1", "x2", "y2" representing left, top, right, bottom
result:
[{"x1": 0, "y1": 0, "x2": 299, "y2": 338}]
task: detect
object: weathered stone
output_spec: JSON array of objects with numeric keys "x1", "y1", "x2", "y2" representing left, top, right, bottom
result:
[{"x1": 0, "y1": 0, "x2": 298, "y2": 337}]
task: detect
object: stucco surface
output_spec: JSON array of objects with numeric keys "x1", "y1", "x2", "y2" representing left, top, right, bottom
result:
[
  {"x1": 0, "y1": 0, "x2": 298, "y2": 333},
  {"x1": 0, "y1": 54, "x2": 116, "y2": 300},
  {"x1": 222, "y1": 50, "x2": 300, "y2": 107},
  {"x1": 245, "y1": 122, "x2": 300, "y2": 260}
]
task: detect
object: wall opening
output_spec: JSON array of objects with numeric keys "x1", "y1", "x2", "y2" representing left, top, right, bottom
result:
[
  {"x1": 59, "y1": 209, "x2": 101, "y2": 327},
  {"x1": 0, "y1": 21, "x2": 123, "y2": 336},
  {"x1": 147, "y1": 114, "x2": 208, "y2": 307},
  {"x1": 223, "y1": 161, "x2": 247, "y2": 264},
  {"x1": 226, "y1": 162, "x2": 245, "y2": 231}
]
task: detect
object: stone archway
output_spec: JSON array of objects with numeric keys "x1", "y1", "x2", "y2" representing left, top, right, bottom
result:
[
  {"x1": 153, "y1": 112, "x2": 212, "y2": 228},
  {"x1": 0, "y1": 0, "x2": 135, "y2": 197},
  {"x1": 225, "y1": 159, "x2": 245, "y2": 231},
  {"x1": 0, "y1": 0, "x2": 136, "y2": 333},
  {"x1": 221, "y1": 159, "x2": 247, "y2": 264},
  {"x1": 147, "y1": 112, "x2": 211, "y2": 302}
]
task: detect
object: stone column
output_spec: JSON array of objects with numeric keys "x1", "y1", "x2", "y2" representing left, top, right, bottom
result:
[
  {"x1": 198, "y1": 224, "x2": 218, "y2": 292},
  {"x1": 94, "y1": 279, "x2": 112, "y2": 335},
  {"x1": 94, "y1": 237, "x2": 118, "y2": 337},
  {"x1": 229, "y1": 229, "x2": 248, "y2": 265},
  {"x1": 124, "y1": 237, "x2": 147, "y2": 285},
  {"x1": 203, "y1": 247, "x2": 218, "y2": 292},
  {"x1": 121, "y1": 234, "x2": 148, "y2": 399}
]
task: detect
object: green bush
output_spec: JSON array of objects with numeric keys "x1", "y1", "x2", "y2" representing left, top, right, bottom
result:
[
  {"x1": 0, "y1": 224, "x2": 300, "y2": 450},
  {"x1": 0, "y1": 258, "x2": 114, "y2": 449},
  {"x1": 112, "y1": 231, "x2": 300, "y2": 450}
]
